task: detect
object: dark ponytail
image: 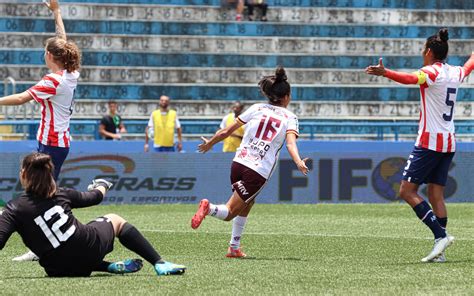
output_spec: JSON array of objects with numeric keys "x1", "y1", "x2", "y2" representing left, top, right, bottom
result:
[
  {"x1": 425, "y1": 28, "x2": 449, "y2": 61},
  {"x1": 21, "y1": 153, "x2": 56, "y2": 198},
  {"x1": 258, "y1": 66, "x2": 291, "y2": 106}
]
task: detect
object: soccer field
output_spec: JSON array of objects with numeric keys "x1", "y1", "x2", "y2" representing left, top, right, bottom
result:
[{"x1": 0, "y1": 204, "x2": 472, "y2": 295}]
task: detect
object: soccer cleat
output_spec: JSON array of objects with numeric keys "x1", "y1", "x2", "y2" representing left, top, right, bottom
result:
[
  {"x1": 12, "y1": 250, "x2": 39, "y2": 262},
  {"x1": 154, "y1": 261, "x2": 186, "y2": 276},
  {"x1": 431, "y1": 252, "x2": 447, "y2": 263},
  {"x1": 226, "y1": 247, "x2": 247, "y2": 258},
  {"x1": 191, "y1": 199, "x2": 210, "y2": 229},
  {"x1": 421, "y1": 235, "x2": 454, "y2": 262},
  {"x1": 107, "y1": 259, "x2": 143, "y2": 274}
]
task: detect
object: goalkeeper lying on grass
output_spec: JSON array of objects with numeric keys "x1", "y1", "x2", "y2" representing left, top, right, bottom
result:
[{"x1": 0, "y1": 152, "x2": 185, "y2": 277}]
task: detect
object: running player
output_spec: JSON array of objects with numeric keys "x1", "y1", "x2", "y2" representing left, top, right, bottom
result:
[
  {"x1": 0, "y1": 153, "x2": 186, "y2": 277},
  {"x1": 365, "y1": 28, "x2": 474, "y2": 262},
  {"x1": 190, "y1": 66, "x2": 309, "y2": 258},
  {"x1": 0, "y1": 0, "x2": 80, "y2": 261}
]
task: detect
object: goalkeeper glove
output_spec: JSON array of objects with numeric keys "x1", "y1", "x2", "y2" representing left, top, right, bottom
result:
[{"x1": 87, "y1": 179, "x2": 113, "y2": 191}]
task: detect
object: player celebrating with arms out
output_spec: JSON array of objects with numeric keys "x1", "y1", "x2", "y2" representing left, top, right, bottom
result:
[
  {"x1": 0, "y1": 0, "x2": 80, "y2": 262},
  {"x1": 366, "y1": 28, "x2": 474, "y2": 262},
  {"x1": 191, "y1": 66, "x2": 309, "y2": 258}
]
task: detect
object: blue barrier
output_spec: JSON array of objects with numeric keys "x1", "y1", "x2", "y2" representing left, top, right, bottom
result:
[
  {"x1": 1, "y1": 50, "x2": 470, "y2": 69},
  {"x1": 57, "y1": 0, "x2": 474, "y2": 9},
  {"x1": 1, "y1": 148, "x2": 473, "y2": 204},
  {"x1": 1, "y1": 18, "x2": 473, "y2": 38},
  {"x1": 4, "y1": 139, "x2": 474, "y2": 154},
  {"x1": 1, "y1": 83, "x2": 472, "y2": 101}
]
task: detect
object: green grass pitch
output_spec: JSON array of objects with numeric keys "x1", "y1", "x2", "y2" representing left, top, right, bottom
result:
[{"x1": 0, "y1": 204, "x2": 472, "y2": 295}]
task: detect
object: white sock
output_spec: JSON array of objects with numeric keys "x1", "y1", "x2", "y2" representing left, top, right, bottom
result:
[
  {"x1": 208, "y1": 204, "x2": 229, "y2": 220},
  {"x1": 229, "y1": 216, "x2": 247, "y2": 249}
]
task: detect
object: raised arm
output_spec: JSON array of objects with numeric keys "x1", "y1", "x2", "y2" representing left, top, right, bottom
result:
[
  {"x1": 285, "y1": 133, "x2": 309, "y2": 175},
  {"x1": 462, "y1": 51, "x2": 474, "y2": 77},
  {"x1": 44, "y1": 0, "x2": 66, "y2": 40},
  {"x1": 67, "y1": 179, "x2": 113, "y2": 209},
  {"x1": 0, "y1": 91, "x2": 33, "y2": 106},
  {"x1": 365, "y1": 58, "x2": 420, "y2": 85},
  {"x1": 198, "y1": 120, "x2": 244, "y2": 153}
]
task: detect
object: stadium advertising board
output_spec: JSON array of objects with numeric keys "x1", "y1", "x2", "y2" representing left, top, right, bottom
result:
[{"x1": 0, "y1": 152, "x2": 471, "y2": 204}]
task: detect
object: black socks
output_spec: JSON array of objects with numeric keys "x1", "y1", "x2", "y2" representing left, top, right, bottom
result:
[{"x1": 118, "y1": 223, "x2": 162, "y2": 265}]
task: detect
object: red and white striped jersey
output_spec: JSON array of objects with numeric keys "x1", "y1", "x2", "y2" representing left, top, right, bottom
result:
[
  {"x1": 415, "y1": 63, "x2": 465, "y2": 153},
  {"x1": 234, "y1": 103, "x2": 299, "y2": 179},
  {"x1": 27, "y1": 70, "x2": 79, "y2": 148}
]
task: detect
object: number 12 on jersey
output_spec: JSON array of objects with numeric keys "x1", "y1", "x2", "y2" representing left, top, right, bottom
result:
[
  {"x1": 255, "y1": 115, "x2": 281, "y2": 141},
  {"x1": 34, "y1": 205, "x2": 76, "y2": 248}
]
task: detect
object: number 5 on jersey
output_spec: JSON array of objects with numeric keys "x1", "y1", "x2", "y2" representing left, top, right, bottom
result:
[{"x1": 34, "y1": 205, "x2": 76, "y2": 248}]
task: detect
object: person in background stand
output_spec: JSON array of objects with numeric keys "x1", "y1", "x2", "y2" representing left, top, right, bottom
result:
[
  {"x1": 99, "y1": 101, "x2": 127, "y2": 140},
  {"x1": 144, "y1": 95, "x2": 183, "y2": 152},
  {"x1": 220, "y1": 101, "x2": 245, "y2": 152},
  {"x1": 246, "y1": 0, "x2": 268, "y2": 22}
]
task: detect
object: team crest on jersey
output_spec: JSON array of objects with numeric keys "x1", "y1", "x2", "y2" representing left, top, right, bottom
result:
[{"x1": 238, "y1": 148, "x2": 248, "y2": 158}]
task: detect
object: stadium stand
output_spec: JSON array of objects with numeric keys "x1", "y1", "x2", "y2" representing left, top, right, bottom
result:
[{"x1": 0, "y1": 0, "x2": 473, "y2": 140}]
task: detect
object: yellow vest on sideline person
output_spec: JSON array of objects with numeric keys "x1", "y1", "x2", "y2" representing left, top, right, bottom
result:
[
  {"x1": 152, "y1": 109, "x2": 176, "y2": 147},
  {"x1": 222, "y1": 113, "x2": 244, "y2": 152}
]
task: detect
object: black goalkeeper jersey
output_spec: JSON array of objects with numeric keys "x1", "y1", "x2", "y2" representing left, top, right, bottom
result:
[{"x1": 0, "y1": 188, "x2": 103, "y2": 266}]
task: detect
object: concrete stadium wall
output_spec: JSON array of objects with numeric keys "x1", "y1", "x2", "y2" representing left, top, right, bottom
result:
[{"x1": 2, "y1": 2, "x2": 473, "y2": 126}]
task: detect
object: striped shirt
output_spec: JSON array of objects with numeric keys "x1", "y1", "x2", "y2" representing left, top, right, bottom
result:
[
  {"x1": 414, "y1": 63, "x2": 465, "y2": 153},
  {"x1": 27, "y1": 71, "x2": 79, "y2": 148}
]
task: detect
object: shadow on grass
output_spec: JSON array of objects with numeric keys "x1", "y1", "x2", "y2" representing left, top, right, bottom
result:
[
  {"x1": 1, "y1": 273, "x2": 157, "y2": 280},
  {"x1": 387, "y1": 258, "x2": 473, "y2": 266},
  {"x1": 240, "y1": 256, "x2": 306, "y2": 261}
]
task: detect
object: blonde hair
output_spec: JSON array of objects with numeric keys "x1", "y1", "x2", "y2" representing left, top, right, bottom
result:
[{"x1": 46, "y1": 37, "x2": 81, "y2": 72}]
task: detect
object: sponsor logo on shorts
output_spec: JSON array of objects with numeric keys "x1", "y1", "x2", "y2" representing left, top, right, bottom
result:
[{"x1": 236, "y1": 181, "x2": 249, "y2": 196}]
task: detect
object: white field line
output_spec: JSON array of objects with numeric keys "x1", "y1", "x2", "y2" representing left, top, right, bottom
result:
[{"x1": 141, "y1": 229, "x2": 474, "y2": 241}]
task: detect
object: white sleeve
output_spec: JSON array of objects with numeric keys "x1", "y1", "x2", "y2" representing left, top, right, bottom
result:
[
  {"x1": 286, "y1": 114, "x2": 299, "y2": 137},
  {"x1": 147, "y1": 114, "x2": 154, "y2": 128},
  {"x1": 237, "y1": 104, "x2": 258, "y2": 124},
  {"x1": 220, "y1": 114, "x2": 229, "y2": 129},
  {"x1": 175, "y1": 115, "x2": 181, "y2": 129}
]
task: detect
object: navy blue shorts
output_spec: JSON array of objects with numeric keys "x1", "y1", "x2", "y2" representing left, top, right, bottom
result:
[
  {"x1": 154, "y1": 146, "x2": 175, "y2": 152},
  {"x1": 402, "y1": 146, "x2": 454, "y2": 186},
  {"x1": 37, "y1": 142, "x2": 69, "y2": 181}
]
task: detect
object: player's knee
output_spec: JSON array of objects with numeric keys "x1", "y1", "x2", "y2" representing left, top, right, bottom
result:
[
  {"x1": 399, "y1": 185, "x2": 413, "y2": 201},
  {"x1": 104, "y1": 213, "x2": 128, "y2": 233}
]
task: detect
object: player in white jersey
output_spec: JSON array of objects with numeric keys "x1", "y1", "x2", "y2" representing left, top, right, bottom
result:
[
  {"x1": 366, "y1": 28, "x2": 474, "y2": 262},
  {"x1": 0, "y1": 0, "x2": 81, "y2": 262},
  {"x1": 190, "y1": 66, "x2": 309, "y2": 258}
]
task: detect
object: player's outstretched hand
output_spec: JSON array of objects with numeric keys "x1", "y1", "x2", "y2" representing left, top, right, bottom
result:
[
  {"x1": 88, "y1": 179, "x2": 113, "y2": 191},
  {"x1": 44, "y1": 0, "x2": 60, "y2": 12},
  {"x1": 297, "y1": 158, "x2": 310, "y2": 175},
  {"x1": 365, "y1": 58, "x2": 386, "y2": 76},
  {"x1": 198, "y1": 137, "x2": 212, "y2": 153}
]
